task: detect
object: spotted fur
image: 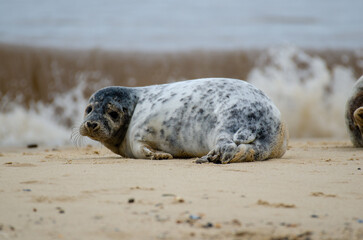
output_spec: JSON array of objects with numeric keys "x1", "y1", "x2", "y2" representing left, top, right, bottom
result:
[{"x1": 79, "y1": 78, "x2": 288, "y2": 163}]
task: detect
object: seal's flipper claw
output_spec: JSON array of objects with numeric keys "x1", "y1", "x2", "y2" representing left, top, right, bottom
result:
[
  {"x1": 195, "y1": 156, "x2": 210, "y2": 164},
  {"x1": 151, "y1": 151, "x2": 173, "y2": 160},
  {"x1": 139, "y1": 144, "x2": 173, "y2": 160}
]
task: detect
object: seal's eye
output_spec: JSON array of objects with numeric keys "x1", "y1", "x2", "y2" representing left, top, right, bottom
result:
[
  {"x1": 109, "y1": 111, "x2": 119, "y2": 120},
  {"x1": 85, "y1": 106, "x2": 92, "y2": 114}
]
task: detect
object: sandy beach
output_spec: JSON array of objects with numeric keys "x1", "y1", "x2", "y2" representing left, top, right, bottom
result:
[{"x1": 0, "y1": 139, "x2": 362, "y2": 240}]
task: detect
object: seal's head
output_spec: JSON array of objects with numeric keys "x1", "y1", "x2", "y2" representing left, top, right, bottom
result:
[
  {"x1": 79, "y1": 87, "x2": 137, "y2": 152},
  {"x1": 346, "y1": 76, "x2": 363, "y2": 147}
]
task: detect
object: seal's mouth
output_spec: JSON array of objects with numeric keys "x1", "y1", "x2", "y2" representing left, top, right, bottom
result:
[{"x1": 79, "y1": 121, "x2": 108, "y2": 141}]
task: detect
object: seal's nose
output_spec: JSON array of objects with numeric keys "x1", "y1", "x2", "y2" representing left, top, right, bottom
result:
[{"x1": 86, "y1": 121, "x2": 100, "y2": 131}]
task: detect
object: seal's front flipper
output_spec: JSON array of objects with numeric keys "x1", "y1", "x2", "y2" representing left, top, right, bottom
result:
[
  {"x1": 354, "y1": 107, "x2": 363, "y2": 129},
  {"x1": 137, "y1": 143, "x2": 173, "y2": 160},
  {"x1": 148, "y1": 150, "x2": 173, "y2": 160}
]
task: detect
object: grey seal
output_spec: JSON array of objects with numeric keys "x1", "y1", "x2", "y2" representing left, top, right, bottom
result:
[
  {"x1": 79, "y1": 78, "x2": 288, "y2": 163},
  {"x1": 345, "y1": 76, "x2": 363, "y2": 147}
]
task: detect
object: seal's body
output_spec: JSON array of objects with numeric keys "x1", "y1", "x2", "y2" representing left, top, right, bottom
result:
[
  {"x1": 346, "y1": 76, "x2": 363, "y2": 147},
  {"x1": 80, "y1": 78, "x2": 288, "y2": 163}
]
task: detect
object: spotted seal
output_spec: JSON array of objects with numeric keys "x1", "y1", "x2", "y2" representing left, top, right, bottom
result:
[
  {"x1": 79, "y1": 78, "x2": 288, "y2": 163},
  {"x1": 345, "y1": 76, "x2": 363, "y2": 147}
]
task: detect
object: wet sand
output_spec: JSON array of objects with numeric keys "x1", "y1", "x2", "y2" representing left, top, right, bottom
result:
[{"x1": 0, "y1": 139, "x2": 362, "y2": 240}]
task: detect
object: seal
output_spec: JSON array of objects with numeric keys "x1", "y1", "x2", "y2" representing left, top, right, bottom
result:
[
  {"x1": 345, "y1": 76, "x2": 363, "y2": 147},
  {"x1": 79, "y1": 78, "x2": 288, "y2": 163}
]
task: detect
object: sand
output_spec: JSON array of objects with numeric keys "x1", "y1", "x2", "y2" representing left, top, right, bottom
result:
[{"x1": 0, "y1": 139, "x2": 362, "y2": 240}]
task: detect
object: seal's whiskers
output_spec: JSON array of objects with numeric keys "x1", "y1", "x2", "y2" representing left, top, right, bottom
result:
[{"x1": 70, "y1": 124, "x2": 85, "y2": 148}]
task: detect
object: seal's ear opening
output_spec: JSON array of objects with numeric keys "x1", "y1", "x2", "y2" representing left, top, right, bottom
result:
[{"x1": 110, "y1": 101, "x2": 127, "y2": 115}]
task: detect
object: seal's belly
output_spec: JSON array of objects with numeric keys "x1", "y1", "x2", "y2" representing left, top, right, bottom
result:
[{"x1": 132, "y1": 106, "x2": 215, "y2": 157}]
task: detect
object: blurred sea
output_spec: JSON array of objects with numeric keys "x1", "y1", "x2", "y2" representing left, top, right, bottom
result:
[{"x1": 0, "y1": 0, "x2": 363, "y2": 147}]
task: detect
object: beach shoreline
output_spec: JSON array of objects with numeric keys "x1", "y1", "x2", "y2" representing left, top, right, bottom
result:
[{"x1": 0, "y1": 139, "x2": 362, "y2": 239}]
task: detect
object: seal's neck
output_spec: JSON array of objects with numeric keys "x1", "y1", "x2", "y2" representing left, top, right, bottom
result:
[{"x1": 100, "y1": 87, "x2": 140, "y2": 156}]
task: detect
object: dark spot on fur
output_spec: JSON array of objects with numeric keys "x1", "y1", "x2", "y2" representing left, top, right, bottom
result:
[{"x1": 146, "y1": 127, "x2": 156, "y2": 135}]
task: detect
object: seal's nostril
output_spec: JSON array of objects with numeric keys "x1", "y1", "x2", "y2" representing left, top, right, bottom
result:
[
  {"x1": 92, "y1": 123, "x2": 99, "y2": 129},
  {"x1": 86, "y1": 121, "x2": 99, "y2": 130}
]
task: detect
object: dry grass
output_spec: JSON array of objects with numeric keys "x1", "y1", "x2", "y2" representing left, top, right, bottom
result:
[{"x1": 0, "y1": 43, "x2": 362, "y2": 106}]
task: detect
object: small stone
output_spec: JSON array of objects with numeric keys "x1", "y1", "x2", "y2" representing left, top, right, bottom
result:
[
  {"x1": 311, "y1": 214, "x2": 319, "y2": 218},
  {"x1": 33, "y1": 208, "x2": 37, "y2": 212},
  {"x1": 235, "y1": 231, "x2": 252, "y2": 237},
  {"x1": 155, "y1": 203, "x2": 163, "y2": 208},
  {"x1": 189, "y1": 214, "x2": 201, "y2": 220},
  {"x1": 155, "y1": 214, "x2": 170, "y2": 222},
  {"x1": 162, "y1": 193, "x2": 176, "y2": 197},
  {"x1": 232, "y1": 219, "x2": 242, "y2": 226},
  {"x1": 358, "y1": 168, "x2": 361, "y2": 170},
  {"x1": 23, "y1": 189, "x2": 31, "y2": 192},
  {"x1": 358, "y1": 219, "x2": 363, "y2": 223},
  {"x1": 173, "y1": 197, "x2": 185, "y2": 203},
  {"x1": 56, "y1": 207, "x2": 65, "y2": 214},
  {"x1": 128, "y1": 198, "x2": 135, "y2": 203},
  {"x1": 27, "y1": 144, "x2": 38, "y2": 148},
  {"x1": 203, "y1": 222, "x2": 213, "y2": 228}
]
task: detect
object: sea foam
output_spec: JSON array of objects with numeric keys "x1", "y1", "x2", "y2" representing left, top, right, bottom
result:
[
  {"x1": 0, "y1": 75, "x2": 100, "y2": 147},
  {"x1": 248, "y1": 46, "x2": 356, "y2": 138}
]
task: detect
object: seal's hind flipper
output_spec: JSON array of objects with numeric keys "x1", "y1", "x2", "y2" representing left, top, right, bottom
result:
[
  {"x1": 233, "y1": 127, "x2": 256, "y2": 145},
  {"x1": 197, "y1": 140, "x2": 256, "y2": 164},
  {"x1": 195, "y1": 156, "x2": 210, "y2": 164}
]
